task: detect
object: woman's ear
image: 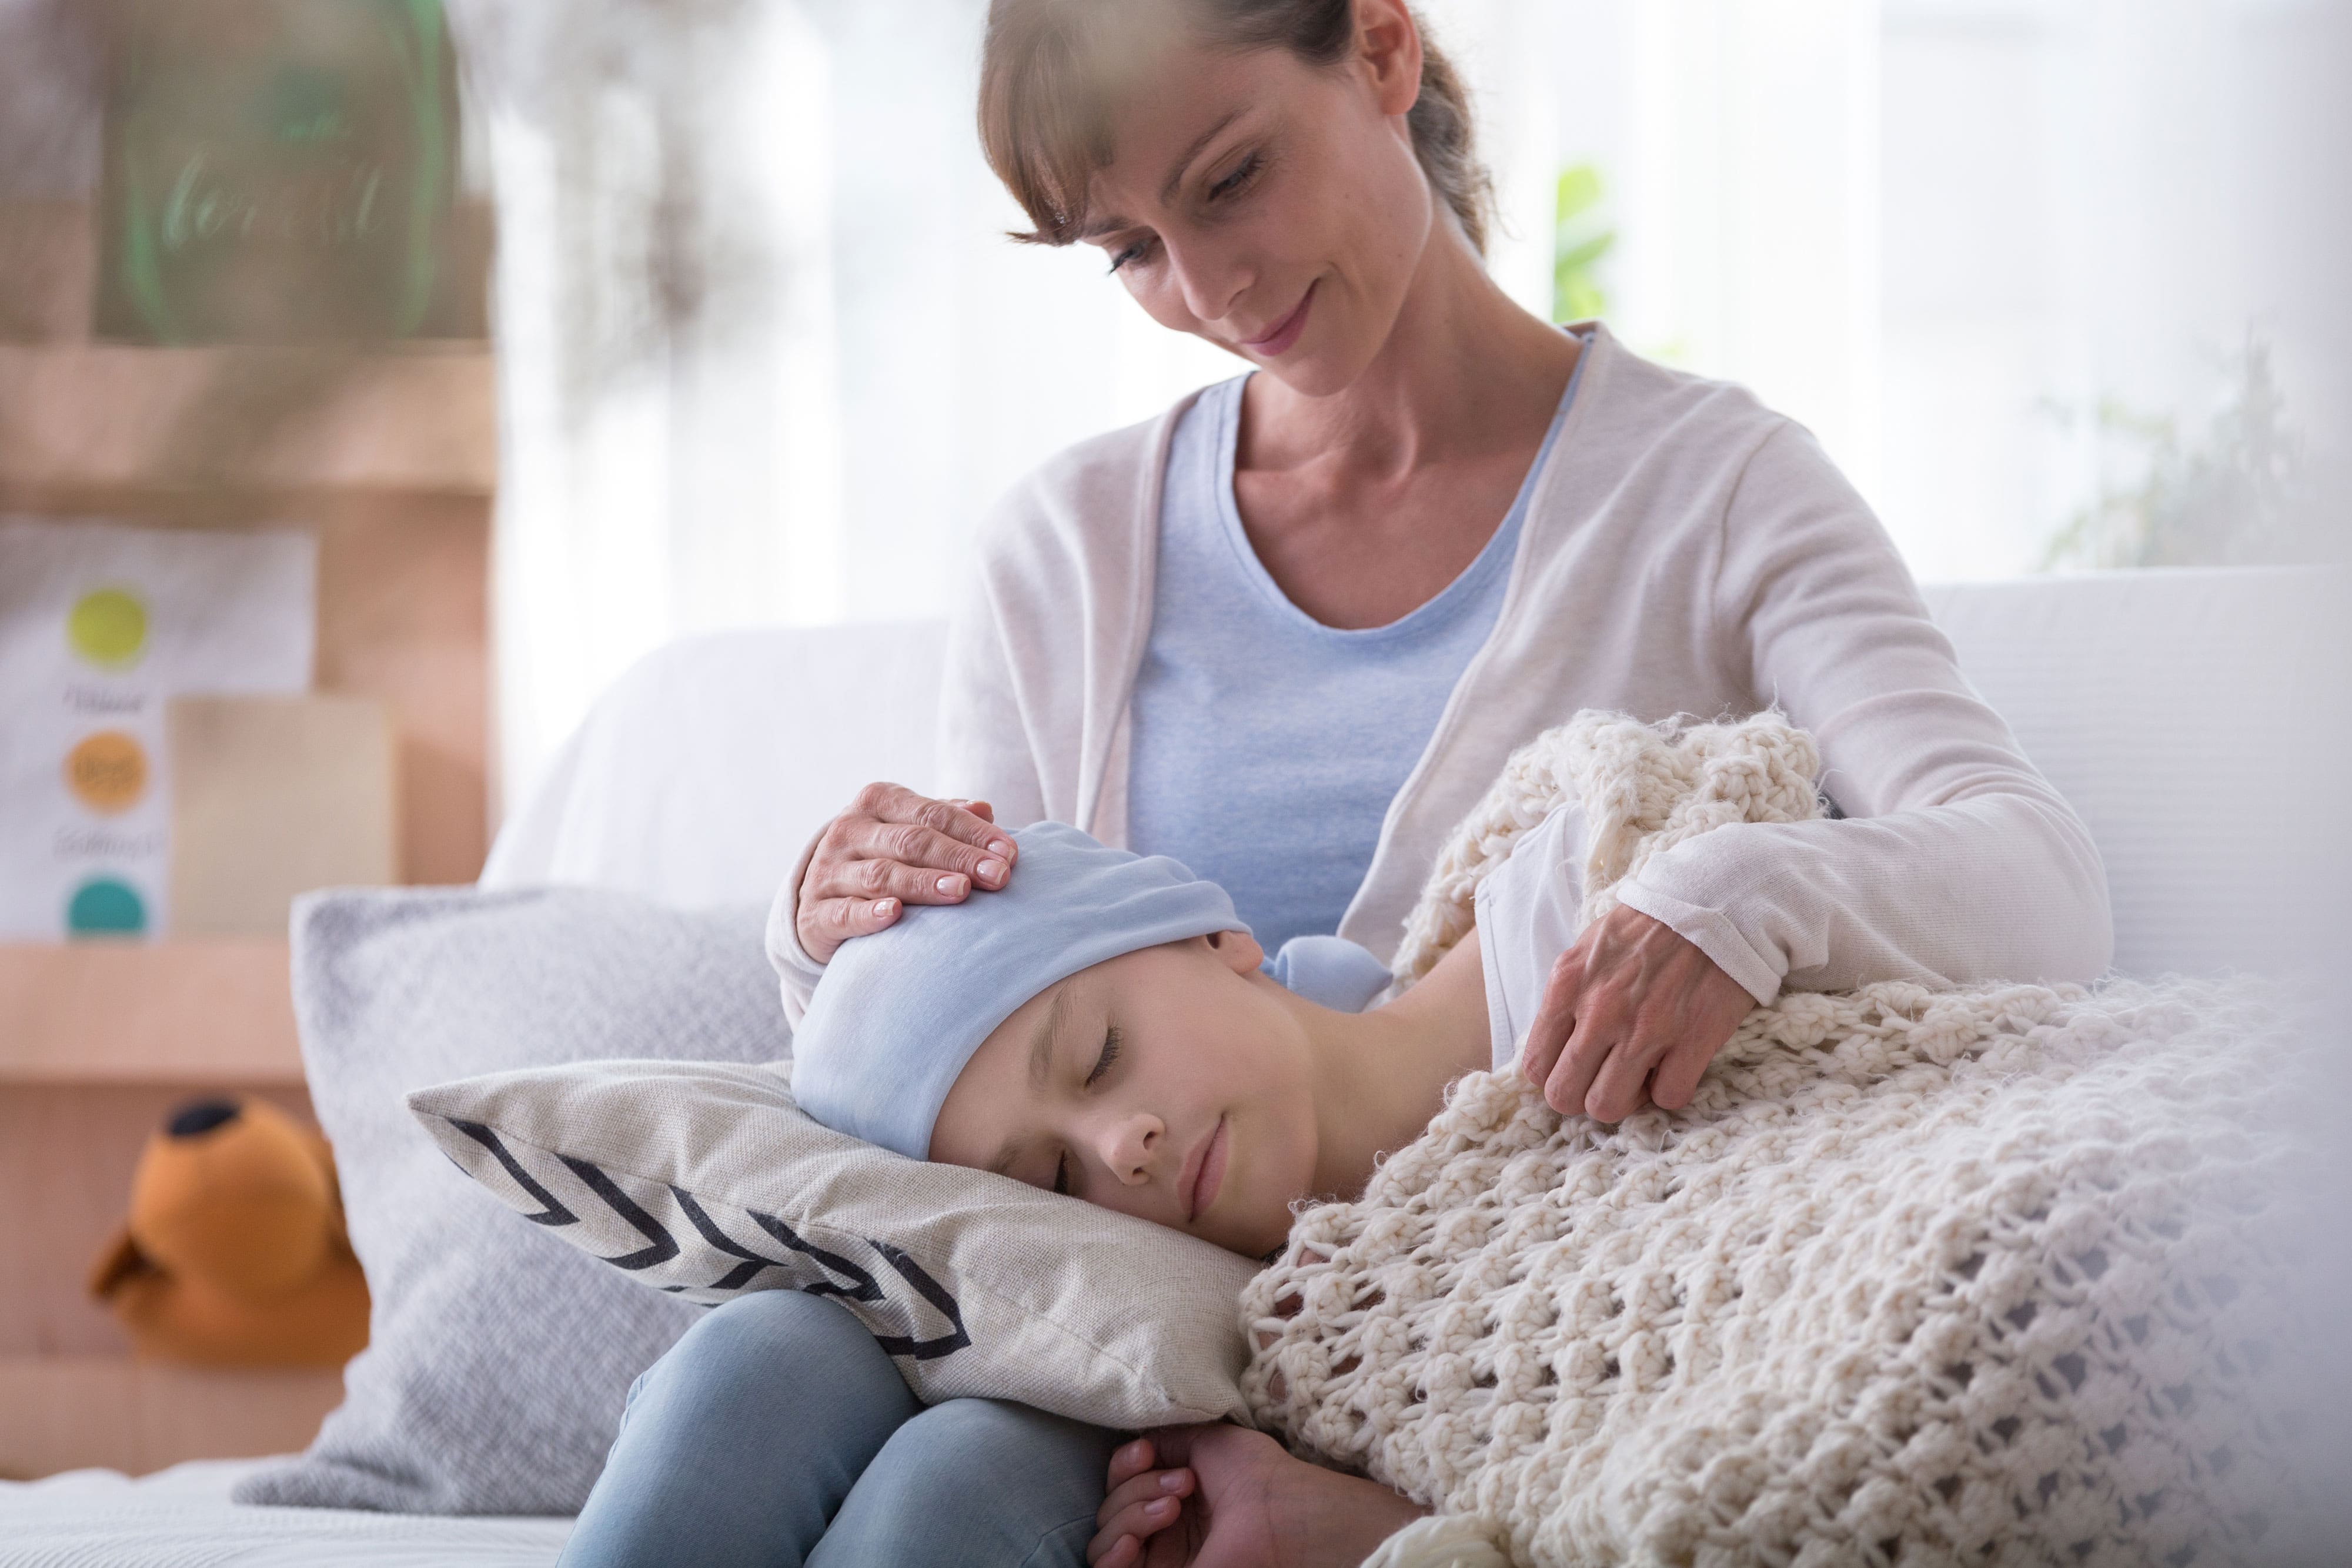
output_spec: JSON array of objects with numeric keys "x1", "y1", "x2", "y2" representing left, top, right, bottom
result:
[
  {"x1": 1204, "y1": 928, "x2": 1266, "y2": 974},
  {"x1": 1352, "y1": 0, "x2": 1425, "y2": 119}
]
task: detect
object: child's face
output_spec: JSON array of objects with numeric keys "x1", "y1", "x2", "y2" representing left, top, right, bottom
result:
[{"x1": 928, "y1": 932, "x2": 1317, "y2": 1259}]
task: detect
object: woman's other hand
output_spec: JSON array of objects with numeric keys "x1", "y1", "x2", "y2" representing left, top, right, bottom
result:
[
  {"x1": 1519, "y1": 905, "x2": 1758, "y2": 1122},
  {"x1": 1087, "y1": 1425, "x2": 1424, "y2": 1568},
  {"x1": 793, "y1": 783, "x2": 1018, "y2": 963}
]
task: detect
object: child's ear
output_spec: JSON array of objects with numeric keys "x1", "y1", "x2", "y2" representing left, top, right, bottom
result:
[{"x1": 1204, "y1": 928, "x2": 1265, "y2": 974}]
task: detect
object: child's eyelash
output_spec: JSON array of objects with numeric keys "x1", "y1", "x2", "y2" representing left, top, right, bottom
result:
[
  {"x1": 1052, "y1": 1028, "x2": 1123, "y2": 1195},
  {"x1": 1085, "y1": 1027, "x2": 1122, "y2": 1088}
]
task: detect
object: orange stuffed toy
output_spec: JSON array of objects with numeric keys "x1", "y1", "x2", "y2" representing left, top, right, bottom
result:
[{"x1": 88, "y1": 1095, "x2": 370, "y2": 1367}]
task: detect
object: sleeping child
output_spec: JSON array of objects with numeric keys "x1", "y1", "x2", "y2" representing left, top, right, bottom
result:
[
  {"x1": 790, "y1": 808, "x2": 1609, "y2": 1262},
  {"x1": 781, "y1": 789, "x2": 2296, "y2": 1568}
]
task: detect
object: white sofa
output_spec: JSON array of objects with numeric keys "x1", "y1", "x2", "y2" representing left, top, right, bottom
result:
[
  {"x1": 486, "y1": 566, "x2": 2344, "y2": 984},
  {"x1": 6, "y1": 564, "x2": 2340, "y2": 1566}
]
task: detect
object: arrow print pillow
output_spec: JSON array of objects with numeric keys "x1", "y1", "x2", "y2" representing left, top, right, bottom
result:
[{"x1": 409, "y1": 1058, "x2": 1259, "y2": 1429}]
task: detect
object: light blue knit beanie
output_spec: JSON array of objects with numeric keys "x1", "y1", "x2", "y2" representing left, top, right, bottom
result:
[{"x1": 790, "y1": 822, "x2": 1245, "y2": 1159}]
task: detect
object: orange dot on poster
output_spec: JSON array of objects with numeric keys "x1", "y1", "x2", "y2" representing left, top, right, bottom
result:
[{"x1": 66, "y1": 731, "x2": 149, "y2": 814}]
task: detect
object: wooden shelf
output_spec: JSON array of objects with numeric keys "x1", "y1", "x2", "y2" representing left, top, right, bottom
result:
[
  {"x1": 0, "y1": 199, "x2": 93, "y2": 345},
  {"x1": 0, "y1": 187, "x2": 492, "y2": 1476},
  {"x1": 0, "y1": 941, "x2": 300, "y2": 1085},
  {"x1": 0, "y1": 1354, "x2": 342, "y2": 1479},
  {"x1": 0, "y1": 172, "x2": 495, "y2": 1475},
  {"x1": 0, "y1": 343, "x2": 496, "y2": 498}
]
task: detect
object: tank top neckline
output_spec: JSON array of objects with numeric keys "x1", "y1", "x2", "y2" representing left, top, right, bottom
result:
[{"x1": 1204, "y1": 334, "x2": 1587, "y2": 643}]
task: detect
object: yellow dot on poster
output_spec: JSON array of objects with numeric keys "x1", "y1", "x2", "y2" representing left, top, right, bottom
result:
[
  {"x1": 65, "y1": 731, "x2": 149, "y2": 815},
  {"x1": 68, "y1": 588, "x2": 148, "y2": 669}
]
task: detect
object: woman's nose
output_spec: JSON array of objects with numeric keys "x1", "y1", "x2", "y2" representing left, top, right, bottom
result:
[
  {"x1": 1096, "y1": 1112, "x2": 1164, "y2": 1187},
  {"x1": 1164, "y1": 239, "x2": 1251, "y2": 329}
]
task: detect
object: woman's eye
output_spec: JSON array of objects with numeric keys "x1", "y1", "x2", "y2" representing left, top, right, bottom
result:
[
  {"x1": 1051, "y1": 1151, "x2": 1071, "y2": 1196},
  {"x1": 1209, "y1": 153, "x2": 1260, "y2": 200},
  {"x1": 1085, "y1": 1026, "x2": 1122, "y2": 1088},
  {"x1": 1107, "y1": 239, "x2": 1152, "y2": 274}
]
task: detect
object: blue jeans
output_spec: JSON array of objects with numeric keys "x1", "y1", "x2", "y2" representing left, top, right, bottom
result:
[{"x1": 558, "y1": 1291, "x2": 1117, "y2": 1568}]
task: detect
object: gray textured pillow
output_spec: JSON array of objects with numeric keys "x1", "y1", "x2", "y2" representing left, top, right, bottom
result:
[
  {"x1": 407, "y1": 1059, "x2": 1258, "y2": 1432},
  {"x1": 233, "y1": 887, "x2": 787, "y2": 1515}
]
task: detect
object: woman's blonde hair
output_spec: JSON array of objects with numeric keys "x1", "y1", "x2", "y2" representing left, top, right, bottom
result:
[{"x1": 978, "y1": 0, "x2": 1495, "y2": 255}]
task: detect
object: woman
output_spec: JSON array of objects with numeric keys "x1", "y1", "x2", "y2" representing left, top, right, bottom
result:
[{"x1": 562, "y1": 2, "x2": 2112, "y2": 1565}]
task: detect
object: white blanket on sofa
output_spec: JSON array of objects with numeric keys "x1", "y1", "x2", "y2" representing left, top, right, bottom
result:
[{"x1": 1242, "y1": 713, "x2": 2311, "y2": 1567}]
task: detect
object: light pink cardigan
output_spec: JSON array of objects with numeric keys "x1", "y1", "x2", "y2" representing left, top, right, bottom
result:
[{"x1": 770, "y1": 324, "x2": 2112, "y2": 1023}]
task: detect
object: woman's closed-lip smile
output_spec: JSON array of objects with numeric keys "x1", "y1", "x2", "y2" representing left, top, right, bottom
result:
[
  {"x1": 1183, "y1": 1114, "x2": 1230, "y2": 1222},
  {"x1": 1241, "y1": 283, "x2": 1316, "y2": 356}
]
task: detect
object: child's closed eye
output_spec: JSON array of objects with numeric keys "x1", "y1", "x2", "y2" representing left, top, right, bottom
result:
[
  {"x1": 1085, "y1": 1027, "x2": 1122, "y2": 1088},
  {"x1": 1051, "y1": 1028, "x2": 1123, "y2": 1194}
]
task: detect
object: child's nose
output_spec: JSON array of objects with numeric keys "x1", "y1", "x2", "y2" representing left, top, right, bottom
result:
[{"x1": 1100, "y1": 1114, "x2": 1162, "y2": 1186}]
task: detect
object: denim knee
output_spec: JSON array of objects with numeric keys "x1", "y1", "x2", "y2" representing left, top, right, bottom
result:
[
  {"x1": 562, "y1": 1292, "x2": 921, "y2": 1568},
  {"x1": 673, "y1": 1288, "x2": 886, "y2": 1382},
  {"x1": 813, "y1": 1399, "x2": 1117, "y2": 1568},
  {"x1": 654, "y1": 1290, "x2": 919, "y2": 1454}
]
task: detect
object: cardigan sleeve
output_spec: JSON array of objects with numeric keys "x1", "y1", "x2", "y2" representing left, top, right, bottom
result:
[
  {"x1": 1611, "y1": 421, "x2": 2114, "y2": 1004},
  {"x1": 936, "y1": 559, "x2": 1052, "y2": 828},
  {"x1": 765, "y1": 515, "x2": 1058, "y2": 1031},
  {"x1": 764, "y1": 835, "x2": 827, "y2": 1031}
]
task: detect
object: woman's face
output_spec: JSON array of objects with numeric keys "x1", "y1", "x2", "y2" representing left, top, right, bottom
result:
[
  {"x1": 928, "y1": 932, "x2": 1319, "y2": 1260},
  {"x1": 1077, "y1": 6, "x2": 1437, "y2": 398}
]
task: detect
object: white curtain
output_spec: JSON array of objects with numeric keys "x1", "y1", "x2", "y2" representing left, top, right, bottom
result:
[
  {"x1": 462, "y1": 0, "x2": 2348, "y2": 813},
  {"x1": 460, "y1": 0, "x2": 1247, "y2": 807},
  {"x1": 1541, "y1": 0, "x2": 2345, "y2": 581},
  {"x1": 1869, "y1": 0, "x2": 2347, "y2": 580},
  {"x1": 452, "y1": 0, "x2": 838, "y2": 809}
]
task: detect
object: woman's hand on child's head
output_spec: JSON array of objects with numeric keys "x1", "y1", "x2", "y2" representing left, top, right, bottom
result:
[
  {"x1": 1521, "y1": 905, "x2": 1758, "y2": 1123},
  {"x1": 1088, "y1": 1426, "x2": 1425, "y2": 1567},
  {"x1": 794, "y1": 783, "x2": 1018, "y2": 962}
]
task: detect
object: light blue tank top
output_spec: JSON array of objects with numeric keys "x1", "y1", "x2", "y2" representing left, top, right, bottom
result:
[{"x1": 1127, "y1": 355, "x2": 1582, "y2": 956}]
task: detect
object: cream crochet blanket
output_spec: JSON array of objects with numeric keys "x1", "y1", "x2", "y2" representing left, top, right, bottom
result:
[{"x1": 1242, "y1": 713, "x2": 2307, "y2": 1567}]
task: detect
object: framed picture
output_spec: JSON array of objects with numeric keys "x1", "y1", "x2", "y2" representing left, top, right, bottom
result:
[{"x1": 95, "y1": 0, "x2": 479, "y2": 343}]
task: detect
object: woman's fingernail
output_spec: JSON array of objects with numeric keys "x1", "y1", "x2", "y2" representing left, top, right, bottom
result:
[
  {"x1": 987, "y1": 839, "x2": 1014, "y2": 860},
  {"x1": 936, "y1": 875, "x2": 965, "y2": 895},
  {"x1": 873, "y1": 900, "x2": 894, "y2": 918},
  {"x1": 977, "y1": 858, "x2": 1005, "y2": 882},
  {"x1": 1146, "y1": 1497, "x2": 1175, "y2": 1516},
  {"x1": 1158, "y1": 1472, "x2": 1185, "y2": 1492}
]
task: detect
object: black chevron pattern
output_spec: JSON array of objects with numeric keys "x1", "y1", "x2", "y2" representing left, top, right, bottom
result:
[
  {"x1": 431, "y1": 1114, "x2": 971, "y2": 1365},
  {"x1": 868, "y1": 1238, "x2": 972, "y2": 1360},
  {"x1": 448, "y1": 1118, "x2": 577, "y2": 1226},
  {"x1": 562, "y1": 1156, "x2": 681, "y2": 1270},
  {"x1": 745, "y1": 1208, "x2": 885, "y2": 1303},
  {"x1": 672, "y1": 1186, "x2": 790, "y2": 1292}
]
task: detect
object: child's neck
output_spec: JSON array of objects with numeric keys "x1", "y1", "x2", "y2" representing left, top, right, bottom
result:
[{"x1": 1295, "y1": 930, "x2": 1493, "y2": 1203}]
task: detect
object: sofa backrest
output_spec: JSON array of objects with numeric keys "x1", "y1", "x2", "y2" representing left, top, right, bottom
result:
[
  {"x1": 482, "y1": 621, "x2": 951, "y2": 914},
  {"x1": 1918, "y1": 567, "x2": 2338, "y2": 981},
  {"x1": 485, "y1": 566, "x2": 2343, "y2": 982}
]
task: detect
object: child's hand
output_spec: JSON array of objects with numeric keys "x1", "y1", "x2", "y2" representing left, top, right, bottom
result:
[
  {"x1": 1090, "y1": 1435, "x2": 1197, "y2": 1566},
  {"x1": 1088, "y1": 1426, "x2": 1424, "y2": 1567},
  {"x1": 1519, "y1": 905, "x2": 1757, "y2": 1122},
  {"x1": 794, "y1": 784, "x2": 1018, "y2": 962}
]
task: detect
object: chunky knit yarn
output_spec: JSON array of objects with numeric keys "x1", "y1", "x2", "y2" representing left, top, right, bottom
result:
[
  {"x1": 1389, "y1": 710, "x2": 1825, "y2": 988},
  {"x1": 1244, "y1": 712, "x2": 2306, "y2": 1567}
]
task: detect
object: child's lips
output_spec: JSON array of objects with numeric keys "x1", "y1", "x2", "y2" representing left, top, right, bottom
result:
[{"x1": 1185, "y1": 1115, "x2": 1230, "y2": 1223}]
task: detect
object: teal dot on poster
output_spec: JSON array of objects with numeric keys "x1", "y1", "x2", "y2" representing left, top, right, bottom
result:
[{"x1": 67, "y1": 877, "x2": 147, "y2": 937}]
